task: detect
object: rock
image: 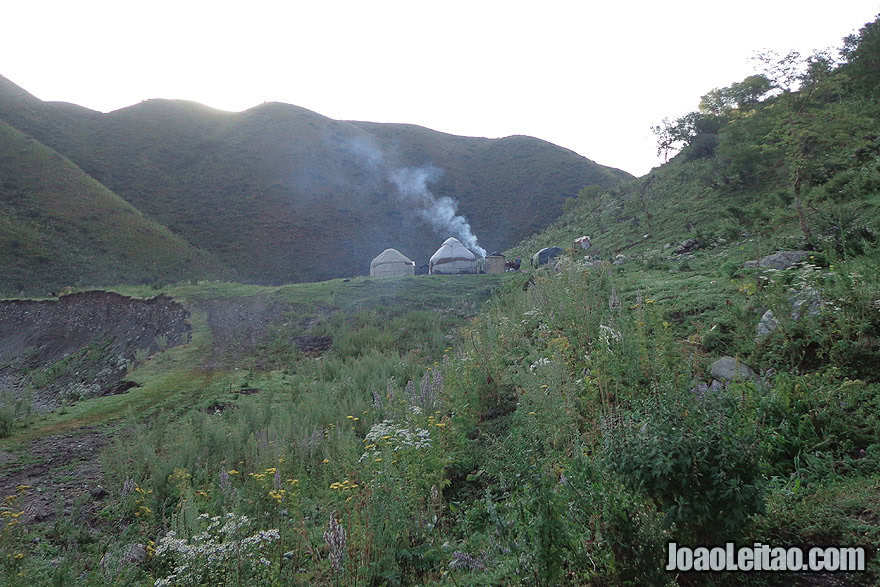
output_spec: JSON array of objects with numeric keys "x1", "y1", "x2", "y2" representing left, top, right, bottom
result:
[
  {"x1": 553, "y1": 256, "x2": 574, "y2": 273},
  {"x1": 755, "y1": 288, "x2": 823, "y2": 340},
  {"x1": 674, "y1": 239, "x2": 699, "y2": 255},
  {"x1": 613, "y1": 254, "x2": 627, "y2": 265},
  {"x1": 91, "y1": 485, "x2": 108, "y2": 500},
  {"x1": 743, "y1": 260, "x2": 759, "y2": 268},
  {"x1": 791, "y1": 287, "x2": 822, "y2": 318},
  {"x1": 758, "y1": 250, "x2": 810, "y2": 270},
  {"x1": 691, "y1": 379, "x2": 724, "y2": 394},
  {"x1": 756, "y1": 310, "x2": 778, "y2": 337},
  {"x1": 709, "y1": 356, "x2": 758, "y2": 382},
  {"x1": 664, "y1": 243, "x2": 672, "y2": 250}
]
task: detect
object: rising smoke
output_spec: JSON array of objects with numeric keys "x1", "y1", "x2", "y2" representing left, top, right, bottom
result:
[{"x1": 345, "y1": 136, "x2": 486, "y2": 257}]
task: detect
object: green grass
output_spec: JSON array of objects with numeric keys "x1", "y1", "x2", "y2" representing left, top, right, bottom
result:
[
  {"x1": 1, "y1": 274, "x2": 508, "y2": 443},
  {"x1": 0, "y1": 120, "x2": 232, "y2": 295}
]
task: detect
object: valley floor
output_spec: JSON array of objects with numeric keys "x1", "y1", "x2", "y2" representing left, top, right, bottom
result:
[{"x1": 1, "y1": 250, "x2": 879, "y2": 585}]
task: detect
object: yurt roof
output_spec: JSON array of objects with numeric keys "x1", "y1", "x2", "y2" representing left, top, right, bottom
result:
[
  {"x1": 371, "y1": 248, "x2": 414, "y2": 267},
  {"x1": 430, "y1": 237, "x2": 476, "y2": 265}
]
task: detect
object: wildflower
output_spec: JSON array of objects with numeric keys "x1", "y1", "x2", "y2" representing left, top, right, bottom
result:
[
  {"x1": 219, "y1": 470, "x2": 232, "y2": 496},
  {"x1": 264, "y1": 467, "x2": 277, "y2": 474},
  {"x1": 528, "y1": 411, "x2": 537, "y2": 416},
  {"x1": 15, "y1": 485, "x2": 31, "y2": 491},
  {"x1": 324, "y1": 513, "x2": 347, "y2": 575},
  {"x1": 288, "y1": 478, "x2": 300, "y2": 486},
  {"x1": 322, "y1": 459, "x2": 330, "y2": 464}
]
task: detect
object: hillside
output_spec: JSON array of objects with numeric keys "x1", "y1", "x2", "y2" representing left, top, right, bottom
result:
[
  {"x1": 509, "y1": 33, "x2": 880, "y2": 262},
  {"x1": 0, "y1": 78, "x2": 631, "y2": 285},
  {"x1": 0, "y1": 121, "x2": 233, "y2": 294}
]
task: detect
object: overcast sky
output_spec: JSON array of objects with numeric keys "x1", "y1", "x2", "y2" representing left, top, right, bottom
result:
[{"x1": 2, "y1": 1, "x2": 878, "y2": 177}]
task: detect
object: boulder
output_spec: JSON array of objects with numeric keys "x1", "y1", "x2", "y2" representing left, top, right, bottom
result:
[
  {"x1": 755, "y1": 288, "x2": 823, "y2": 339},
  {"x1": 709, "y1": 356, "x2": 758, "y2": 382},
  {"x1": 758, "y1": 250, "x2": 810, "y2": 270},
  {"x1": 612, "y1": 254, "x2": 627, "y2": 265},
  {"x1": 674, "y1": 239, "x2": 699, "y2": 255}
]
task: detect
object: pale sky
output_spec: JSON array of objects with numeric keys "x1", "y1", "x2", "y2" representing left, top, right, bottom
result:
[{"x1": 2, "y1": 1, "x2": 878, "y2": 177}]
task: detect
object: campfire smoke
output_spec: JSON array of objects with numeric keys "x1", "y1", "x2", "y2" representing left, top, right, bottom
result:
[{"x1": 345, "y1": 136, "x2": 486, "y2": 257}]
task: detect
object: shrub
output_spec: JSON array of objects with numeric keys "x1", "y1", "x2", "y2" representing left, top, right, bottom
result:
[
  {"x1": 0, "y1": 404, "x2": 13, "y2": 438},
  {"x1": 602, "y1": 387, "x2": 765, "y2": 542}
]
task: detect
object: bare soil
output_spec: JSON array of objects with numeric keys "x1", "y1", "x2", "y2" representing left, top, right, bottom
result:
[
  {"x1": 0, "y1": 291, "x2": 191, "y2": 409},
  {"x1": 0, "y1": 426, "x2": 109, "y2": 526}
]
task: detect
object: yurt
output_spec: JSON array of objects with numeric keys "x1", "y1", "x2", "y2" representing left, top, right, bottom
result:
[
  {"x1": 370, "y1": 248, "x2": 416, "y2": 277},
  {"x1": 429, "y1": 237, "x2": 478, "y2": 275}
]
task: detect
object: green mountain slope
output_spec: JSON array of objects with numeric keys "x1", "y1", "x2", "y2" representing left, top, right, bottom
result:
[
  {"x1": 0, "y1": 79, "x2": 631, "y2": 284},
  {"x1": 0, "y1": 121, "x2": 233, "y2": 294},
  {"x1": 509, "y1": 32, "x2": 880, "y2": 262}
]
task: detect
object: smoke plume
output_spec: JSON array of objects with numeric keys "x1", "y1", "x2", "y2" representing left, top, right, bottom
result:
[
  {"x1": 389, "y1": 167, "x2": 486, "y2": 257},
  {"x1": 345, "y1": 135, "x2": 486, "y2": 257}
]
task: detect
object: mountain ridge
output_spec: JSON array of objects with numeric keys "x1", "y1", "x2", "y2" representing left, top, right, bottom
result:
[{"x1": 0, "y1": 74, "x2": 632, "y2": 287}]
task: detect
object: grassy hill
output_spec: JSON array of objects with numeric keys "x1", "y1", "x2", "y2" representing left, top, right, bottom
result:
[
  {"x1": 0, "y1": 79, "x2": 631, "y2": 285},
  {"x1": 0, "y1": 121, "x2": 233, "y2": 294}
]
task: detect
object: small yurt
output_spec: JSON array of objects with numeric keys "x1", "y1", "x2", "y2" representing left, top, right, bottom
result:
[
  {"x1": 429, "y1": 237, "x2": 478, "y2": 275},
  {"x1": 370, "y1": 248, "x2": 415, "y2": 277}
]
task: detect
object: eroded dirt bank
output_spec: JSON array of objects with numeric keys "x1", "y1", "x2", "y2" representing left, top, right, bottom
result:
[{"x1": 0, "y1": 291, "x2": 191, "y2": 409}]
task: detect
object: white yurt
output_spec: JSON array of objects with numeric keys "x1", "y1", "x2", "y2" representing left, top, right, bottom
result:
[
  {"x1": 370, "y1": 248, "x2": 416, "y2": 277},
  {"x1": 429, "y1": 237, "x2": 478, "y2": 275}
]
